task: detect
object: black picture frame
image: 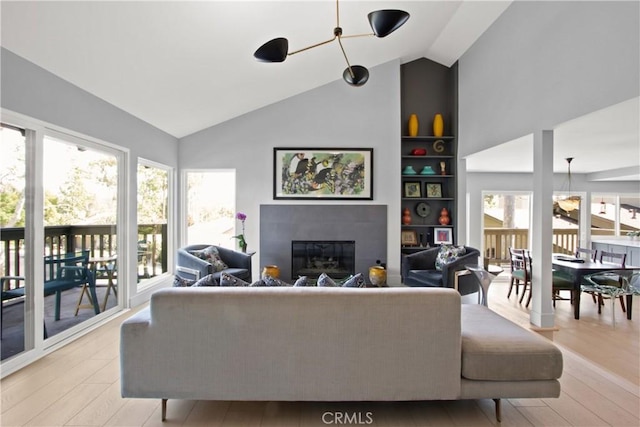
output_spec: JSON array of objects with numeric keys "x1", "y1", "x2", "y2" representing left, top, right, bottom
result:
[
  {"x1": 403, "y1": 182, "x2": 422, "y2": 198},
  {"x1": 273, "y1": 148, "x2": 373, "y2": 200}
]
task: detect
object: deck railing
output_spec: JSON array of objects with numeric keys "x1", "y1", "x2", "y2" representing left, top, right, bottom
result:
[
  {"x1": 1, "y1": 224, "x2": 167, "y2": 289},
  {"x1": 484, "y1": 228, "x2": 579, "y2": 264}
]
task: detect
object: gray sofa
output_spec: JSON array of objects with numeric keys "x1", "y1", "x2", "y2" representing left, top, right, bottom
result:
[{"x1": 120, "y1": 287, "x2": 562, "y2": 422}]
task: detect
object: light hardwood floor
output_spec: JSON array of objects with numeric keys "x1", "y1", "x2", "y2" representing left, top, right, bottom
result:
[{"x1": 1, "y1": 276, "x2": 639, "y2": 426}]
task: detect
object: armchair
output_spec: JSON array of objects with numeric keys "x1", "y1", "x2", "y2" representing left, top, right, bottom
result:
[
  {"x1": 177, "y1": 244, "x2": 252, "y2": 282},
  {"x1": 402, "y1": 246, "x2": 481, "y2": 295}
]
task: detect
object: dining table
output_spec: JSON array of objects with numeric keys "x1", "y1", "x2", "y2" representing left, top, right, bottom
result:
[{"x1": 552, "y1": 254, "x2": 638, "y2": 319}]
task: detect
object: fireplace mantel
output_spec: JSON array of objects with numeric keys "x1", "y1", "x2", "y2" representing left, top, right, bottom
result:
[{"x1": 260, "y1": 205, "x2": 387, "y2": 281}]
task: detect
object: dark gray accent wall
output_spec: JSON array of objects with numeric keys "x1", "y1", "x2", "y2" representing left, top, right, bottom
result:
[{"x1": 260, "y1": 205, "x2": 387, "y2": 282}]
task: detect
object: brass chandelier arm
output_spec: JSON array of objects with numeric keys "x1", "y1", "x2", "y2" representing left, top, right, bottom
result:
[
  {"x1": 288, "y1": 36, "x2": 337, "y2": 56},
  {"x1": 337, "y1": 35, "x2": 355, "y2": 79},
  {"x1": 340, "y1": 33, "x2": 375, "y2": 39}
]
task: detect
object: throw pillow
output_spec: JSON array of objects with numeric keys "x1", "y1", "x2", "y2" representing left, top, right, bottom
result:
[
  {"x1": 293, "y1": 276, "x2": 310, "y2": 287},
  {"x1": 201, "y1": 246, "x2": 229, "y2": 272},
  {"x1": 342, "y1": 272, "x2": 366, "y2": 288},
  {"x1": 317, "y1": 272, "x2": 338, "y2": 287},
  {"x1": 193, "y1": 274, "x2": 219, "y2": 287},
  {"x1": 219, "y1": 272, "x2": 250, "y2": 287},
  {"x1": 435, "y1": 245, "x2": 467, "y2": 271},
  {"x1": 173, "y1": 275, "x2": 195, "y2": 287},
  {"x1": 262, "y1": 275, "x2": 291, "y2": 286}
]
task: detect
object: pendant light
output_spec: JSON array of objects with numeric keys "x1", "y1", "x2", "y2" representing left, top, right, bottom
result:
[
  {"x1": 254, "y1": 0, "x2": 410, "y2": 87},
  {"x1": 599, "y1": 197, "x2": 607, "y2": 215},
  {"x1": 556, "y1": 157, "x2": 580, "y2": 213}
]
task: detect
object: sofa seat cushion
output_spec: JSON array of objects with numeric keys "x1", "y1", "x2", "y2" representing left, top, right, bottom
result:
[
  {"x1": 461, "y1": 305, "x2": 563, "y2": 381},
  {"x1": 406, "y1": 270, "x2": 443, "y2": 287}
]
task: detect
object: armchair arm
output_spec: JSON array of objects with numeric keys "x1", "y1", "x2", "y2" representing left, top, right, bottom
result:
[
  {"x1": 217, "y1": 246, "x2": 252, "y2": 271},
  {"x1": 441, "y1": 249, "x2": 480, "y2": 288},
  {"x1": 177, "y1": 248, "x2": 212, "y2": 278},
  {"x1": 401, "y1": 248, "x2": 439, "y2": 278}
]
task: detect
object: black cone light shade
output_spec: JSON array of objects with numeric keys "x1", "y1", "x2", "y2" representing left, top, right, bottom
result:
[
  {"x1": 254, "y1": 1, "x2": 409, "y2": 86},
  {"x1": 343, "y1": 66, "x2": 369, "y2": 87},
  {"x1": 254, "y1": 38, "x2": 289, "y2": 62},
  {"x1": 368, "y1": 10, "x2": 410, "y2": 37}
]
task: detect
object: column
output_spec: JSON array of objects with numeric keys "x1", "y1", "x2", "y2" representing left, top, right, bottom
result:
[{"x1": 530, "y1": 130, "x2": 555, "y2": 328}]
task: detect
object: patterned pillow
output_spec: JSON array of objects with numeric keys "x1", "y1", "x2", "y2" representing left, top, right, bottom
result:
[
  {"x1": 293, "y1": 276, "x2": 310, "y2": 287},
  {"x1": 262, "y1": 275, "x2": 291, "y2": 286},
  {"x1": 219, "y1": 272, "x2": 250, "y2": 287},
  {"x1": 173, "y1": 275, "x2": 196, "y2": 287},
  {"x1": 190, "y1": 246, "x2": 228, "y2": 272},
  {"x1": 193, "y1": 274, "x2": 219, "y2": 287},
  {"x1": 342, "y1": 272, "x2": 367, "y2": 288},
  {"x1": 317, "y1": 272, "x2": 338, "y2": 287},
  {"x1": 435, "y1": 245, "x2": 467, "y2": 271}
]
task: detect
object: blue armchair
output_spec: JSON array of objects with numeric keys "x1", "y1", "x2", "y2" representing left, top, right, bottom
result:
[
  {"x1": 177, "y1": 244, "x2": 252, "y2": 282},
  {"x1": 402, "y1": 246, "x2": 481, "y2": 294}
]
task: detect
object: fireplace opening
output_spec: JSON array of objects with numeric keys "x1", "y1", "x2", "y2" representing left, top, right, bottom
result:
[{"x1": 291, "y1": 240, "x2": 355, "y2": 280}]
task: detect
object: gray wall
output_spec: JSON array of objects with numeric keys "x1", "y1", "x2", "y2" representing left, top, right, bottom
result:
[
  {"x1": 179, "y1": 60, "x2": 403, "y2": 282},
  {"x1": 1, "y1": 48, "x2": 178, "y2": 164},
  {"x1": 458, "y1": 1, "x2": 640, "y2": 157},
  {"x1": 457, "y1": 1, "x2": 639, "y2": 249}
]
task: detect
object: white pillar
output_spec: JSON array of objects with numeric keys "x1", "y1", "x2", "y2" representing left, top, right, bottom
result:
[{"x1": 530, "y1": 130, "x2": 555, "y2": 328}]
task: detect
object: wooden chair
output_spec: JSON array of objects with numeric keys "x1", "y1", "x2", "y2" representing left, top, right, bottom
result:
[
  {"x1": 575, "y1": 247, "x2": 597, "y2": 261},
  {"x1": 509, "y1": 248, "x2": 532, "y2": 307},
  {"x1": 553, "y1": 247, "x2": 598, "y2": 307},
  {"x1": 508, "y1": 248, "x2": 524, "y2": 298}
]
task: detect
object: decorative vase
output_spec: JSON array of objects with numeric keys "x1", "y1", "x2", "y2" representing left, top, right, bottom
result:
[
  {"x1": 433, "y1": 113, "x2": 444, "y2": 137},
  {"x1": 440, "y1": 161, "x2": 446, "y2": 175},
  {"x1": 262, "y1": 265, "x2": 280, "y2": 279},
  {"x1": 439, "y1": 208, "x2": 450, "y2": 225},
  {"x1": 402, "y1": 208, "x2": 412, "y2": 225},
  {"x1": 368, "y1": 266, "x2": 387, "y2": 286},
  {"x1": 240, "y1": 242, "x2": 247, "y2": 253},
  {"x1": 408, "y1": 114, "x2": 419, "y2": 137}
]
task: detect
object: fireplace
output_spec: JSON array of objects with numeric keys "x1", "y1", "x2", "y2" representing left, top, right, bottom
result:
[
  {"x1": 260, "y1": 205, "x2": 387, "y2": 281},
  {"x1": 291, "y1": 240, "x2": 355, "y2": 280}
]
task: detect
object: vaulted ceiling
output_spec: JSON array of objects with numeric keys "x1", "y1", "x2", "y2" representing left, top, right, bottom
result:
[{"x1": 0, "y1": 1, "x2": 511, "y2": 138}]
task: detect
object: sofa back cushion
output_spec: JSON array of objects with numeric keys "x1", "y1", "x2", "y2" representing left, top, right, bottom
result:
[{"x1": 124, "y1": 287, "x2": 463, "y2": 401}]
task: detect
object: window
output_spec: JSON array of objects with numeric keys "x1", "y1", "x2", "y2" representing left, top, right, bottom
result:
[
  {"x1": 137, "y1": 160, "x2": 171, "y2": 288},
  {"x1": 185, "y1": 170, "x2": 236, "y2": 249}
]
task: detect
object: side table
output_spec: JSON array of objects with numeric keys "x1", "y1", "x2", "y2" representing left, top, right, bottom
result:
[{"x1": 464, "y1": 264, "x2": 504, "y2": 306}]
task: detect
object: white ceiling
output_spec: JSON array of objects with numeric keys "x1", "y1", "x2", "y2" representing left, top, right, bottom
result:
[
  {"x1": 0, "y1": 0, "x2": 510, "y2": 138},
  {"x1": 465, "y1": 97, "x2": 640, "y2": 181},
  {"x1": 2, "y1": 1, "x2": 637, "y2": 181}
]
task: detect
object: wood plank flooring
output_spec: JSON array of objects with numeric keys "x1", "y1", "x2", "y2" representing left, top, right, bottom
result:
[{"x1": 1, "y1": 276, "x2": 639, "y2": 426}]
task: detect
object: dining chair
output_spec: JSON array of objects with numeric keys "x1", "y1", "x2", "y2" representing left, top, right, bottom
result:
[
  {"x1": 509, "y1": 248, "x2": 532, "y2": 306},
  {"x1": 575, "y1": 247, "x2": 597, "y2": 261},
  {"x1": 592, "y1": 251, "x2": 628, "y2": 314},
  {"x1": 508, "y1": 248, "x2": 524, "y2": 298},
  {"x1": 582, "y1": 270, "x2": 639, "y2": 326}
]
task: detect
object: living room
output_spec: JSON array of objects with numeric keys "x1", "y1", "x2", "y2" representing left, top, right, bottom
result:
[{"x1": 1, "y1": 1, "x2": 639, "y2": 425}]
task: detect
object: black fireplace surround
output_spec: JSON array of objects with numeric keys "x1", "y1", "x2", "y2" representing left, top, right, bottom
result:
[
  {"x1": 291, "y1": 240, "x2": 355, "y2": 280},
  {"x1": 260, "y1": 205, "x2": 387, "y2": 281}
]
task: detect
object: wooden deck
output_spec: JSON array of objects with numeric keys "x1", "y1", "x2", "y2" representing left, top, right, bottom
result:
[{"x1": 1, "y1": 274, "x2": 638, "y2": 426}]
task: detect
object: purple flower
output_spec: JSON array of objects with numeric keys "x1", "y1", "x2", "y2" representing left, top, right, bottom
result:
[{"x1": 236, "y1": 212, "x2": 247, "y2": 222}]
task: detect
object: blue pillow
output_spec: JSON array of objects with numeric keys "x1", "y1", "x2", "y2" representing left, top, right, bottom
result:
[
  {"x1": 435, "y1": 245, "x2": 467, "y2": 271},
  {"x1": 219, "y1": 272, "x2": 250, "y2": 287},
  {"x1": 192, "y1": 274, "x2": 219, "y2": 287},
  {"x1": 317, "y1": 272, "x2": 338, "y2": 287},
  {"x1": 293, "y1": 276, "x2": 311, "y2": 287},
  {"x1": 342, "y1": 272, "x2": 366, "y2": 288},
  {"x1": 173, "y1": 275, "x2": 195, "y2": 287}
]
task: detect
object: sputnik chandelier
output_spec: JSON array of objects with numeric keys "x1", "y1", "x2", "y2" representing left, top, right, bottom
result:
[{"x1": 253, "y1": 0, "x2": 410, "y2": 87}]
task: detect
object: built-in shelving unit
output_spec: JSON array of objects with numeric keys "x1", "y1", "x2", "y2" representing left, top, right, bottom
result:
[{"x1": 400, "y1": 59, "x2": 458, "y2": 258}]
